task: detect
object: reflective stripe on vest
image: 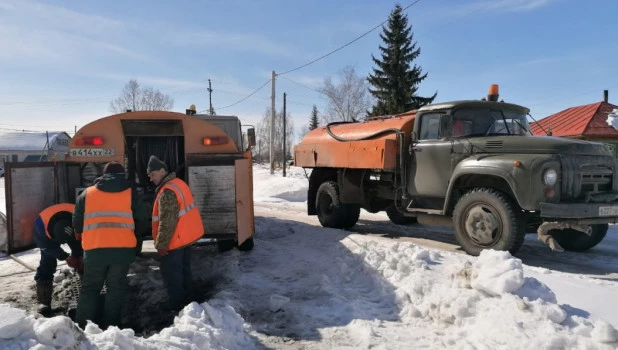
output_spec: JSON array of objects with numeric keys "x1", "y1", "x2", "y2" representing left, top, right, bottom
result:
[
  {"x1": 82, "y1": 187, "x2": 136, "y2": 250},
  {"x1": 152, "y1": 180, "x2": 196, "y2": 222},
  {"x1": 152, "y1": 178, "x2": 204, "y2": 250},
  {"x1": 39, "y1": 203, "x2": 75, "y2": 239}
]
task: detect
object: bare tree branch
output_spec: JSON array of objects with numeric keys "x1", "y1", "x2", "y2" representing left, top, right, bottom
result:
[
  {"x1": 109, "y1": 79, "x2": 174, "y2": 113},
  {"x1": 320, "y1": 66, "x2": 373, "y2": 123}
]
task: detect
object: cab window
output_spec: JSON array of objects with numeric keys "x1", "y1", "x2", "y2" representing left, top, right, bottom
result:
[{"x1": 418, "y1": 113, "x2": 443, "y2": 140}]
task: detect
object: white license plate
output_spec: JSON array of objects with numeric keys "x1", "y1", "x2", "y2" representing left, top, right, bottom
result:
[
  {"x1": 599, "y1": 206, "x2": 618, "y2": 216},
  {"x1": 69, "y1": 148, "x2": 115, "y2": 157}
]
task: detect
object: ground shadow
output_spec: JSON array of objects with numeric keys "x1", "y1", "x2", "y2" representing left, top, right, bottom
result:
[{"x1": 232, "y1": 214, "x2": 415, "y2": 345}]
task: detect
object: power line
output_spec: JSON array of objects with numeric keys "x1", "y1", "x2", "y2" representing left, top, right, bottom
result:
[
  {"x1": 279, "y1": 75, "x2": 326, "y2": 96},
  {"x1": 277, "y1": 0, "x2": 423, "y2": 76},
  {"x1": 201, "y1": 79, "x2": 272, "y2": 112}
]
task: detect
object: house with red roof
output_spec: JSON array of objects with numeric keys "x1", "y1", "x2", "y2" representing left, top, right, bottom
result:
[{"x1": 530, "y1": 90, "x2": 618, "y2": 157}]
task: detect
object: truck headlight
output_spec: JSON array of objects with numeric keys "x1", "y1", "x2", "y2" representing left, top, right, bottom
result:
[{"x1": 543, "y1": 169, "x2": 558, "y2": 186}]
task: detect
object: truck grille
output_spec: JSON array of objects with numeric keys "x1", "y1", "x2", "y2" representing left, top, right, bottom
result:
[{"x1": 560, "y1": 155, "x2": 617, "y2": 201}]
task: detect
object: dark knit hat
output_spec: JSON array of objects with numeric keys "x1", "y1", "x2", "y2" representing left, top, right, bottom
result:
[
  {"x1": 103, "y1": 161, "x2": 125, "y2": 174},
  {"x1": 147, "y1": 155, "x2": 167, "y2": 174},
  {"x1": 48, "y1": 211, "x2": 73, "y2": 243}
]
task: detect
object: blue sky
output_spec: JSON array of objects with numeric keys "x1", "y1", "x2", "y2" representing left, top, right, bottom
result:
[{"x1": 0, "y1": 0, "x2": 617, "y2": 139}]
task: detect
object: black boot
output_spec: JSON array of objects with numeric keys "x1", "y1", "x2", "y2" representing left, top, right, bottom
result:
[{"x1": 36, "y1": 281, "x2": 53, "y2": 315}]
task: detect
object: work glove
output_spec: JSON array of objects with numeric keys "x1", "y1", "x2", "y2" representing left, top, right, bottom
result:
[
  {"x1": 66, "y1": 256, "x2": 82, "y2": 270},
  {"x1": 157, "y1": 249, "x2": 169, "y2": 256}
]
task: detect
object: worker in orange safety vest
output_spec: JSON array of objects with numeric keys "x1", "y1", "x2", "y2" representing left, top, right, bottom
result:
[
  {"x1": 73, "y1": 161, "x2": 149, "y2": 329},
  {"x1": 33, "y1": 203, "x2": 82, "y2": 315},
  {"x1": 147, "y1": 155, "x2": 204, "y2": 312}
]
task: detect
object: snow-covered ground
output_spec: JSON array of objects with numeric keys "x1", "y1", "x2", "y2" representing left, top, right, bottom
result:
[{"x1": 1, "y1": 165, "x2": 618, "y2": 349}]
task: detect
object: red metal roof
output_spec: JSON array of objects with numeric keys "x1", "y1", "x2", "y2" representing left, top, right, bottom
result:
[{"x1": 531, "y1": 101, "x2": 618, "y2": 137}]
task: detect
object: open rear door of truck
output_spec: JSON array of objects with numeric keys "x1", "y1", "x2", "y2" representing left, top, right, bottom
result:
[
  {"x1": 235, "y1": 158, "x2": 254, "y2": 245},
  {"x1": 186, "y1": 154, "x2": 244, "y2": 240},
  {"x1": 2, "y1": 162, "x2": 81, "y2": 253}
]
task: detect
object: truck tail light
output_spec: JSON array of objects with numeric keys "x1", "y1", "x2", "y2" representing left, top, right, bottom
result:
[
  {"x1": 74, "y1": 137, "x2": 104, "y2": 146},
  {"x1": 203, "y1": 136, "x2": 228, "y2": 146}
]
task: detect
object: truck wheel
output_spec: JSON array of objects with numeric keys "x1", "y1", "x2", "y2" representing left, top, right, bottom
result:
[
  {"x1": 386, "y1": 204, "x2": 417, "y2": 225},
  {"x1": 453, "y1": 188, "x2": 525, "y2": 256},
  {"x1": 550, "y1": 224, "x2": 608, "y2": 252},
  {"x1": 316, "y1": 181, "x2": 360, "y2": 229},
  {"x1": 237, "y1": 238, "x2": 255, "y2": 251}
]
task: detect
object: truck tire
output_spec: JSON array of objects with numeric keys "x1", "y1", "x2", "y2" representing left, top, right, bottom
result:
[
  {"x1": 453, "y1": 188, "x2": 525, "y2": 256},
  {"x1": 386, "y1": 204, "x2": 417, "y2": 225},
  {"x1": 316, "y1": 181, "x2": 360, "y2": 229},
  {"x1": 550, "y1": 224, "x2": 608, "y2": 252}
]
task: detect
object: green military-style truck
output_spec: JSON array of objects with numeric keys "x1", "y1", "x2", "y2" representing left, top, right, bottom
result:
[{"x1": 294, "y1": 85, "x2": 618, "y2": 255}]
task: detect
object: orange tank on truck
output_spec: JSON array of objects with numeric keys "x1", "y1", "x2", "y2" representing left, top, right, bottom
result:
[
  {"x1": 2, "y1": 105, "x2": 256, "y2": 254},
  {"x1": 295, "y1": 85, "x2": 618, "y2": 257}
]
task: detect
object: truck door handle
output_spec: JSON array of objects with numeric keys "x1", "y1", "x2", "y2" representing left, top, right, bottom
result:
[{"x1": 413, "y1": 147, "x2": 422, "y2": 152}]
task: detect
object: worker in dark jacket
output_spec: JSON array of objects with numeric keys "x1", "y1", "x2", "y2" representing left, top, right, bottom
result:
[
  {"x1": 73, "y1": 162, "x2": 149, "y2": 329},
  {"x1": 33, "y1": 203, "x2": 83, "y2": 315},
  {"x1": 147, "y1": 155, "x2": 204, "y2": 311}
]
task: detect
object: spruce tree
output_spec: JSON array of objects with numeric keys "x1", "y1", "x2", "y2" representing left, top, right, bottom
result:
[
  {"x1": 309, "y1": 105, "x2": 320, "y2": 130},
  {"x1": 368, "y1": 4, "x2": 436, "y2": 116}
]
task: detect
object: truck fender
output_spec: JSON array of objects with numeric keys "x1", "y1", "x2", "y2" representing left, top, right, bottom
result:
[{"x1": 443, "y1": 166, "x2": 523, "y2": 214}]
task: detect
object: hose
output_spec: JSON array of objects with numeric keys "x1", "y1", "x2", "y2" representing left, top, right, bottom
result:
[
  {"x1": 9, "y1": 254, "x2": 36, "y2": 271},
  {"x1": 325, "y1": 121, "x2": 401, "y2": 142}
]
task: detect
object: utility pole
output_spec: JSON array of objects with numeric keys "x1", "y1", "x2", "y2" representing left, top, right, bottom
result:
[
  {"x1": 270, "y1": 71, "x2": 276, "y2": 174},
  {"x1": 283, "y1": 92, "x2": 287, "y2": 177},
  {"x1": 207, "y1": 79, "x2": 214, "y2": 115}
]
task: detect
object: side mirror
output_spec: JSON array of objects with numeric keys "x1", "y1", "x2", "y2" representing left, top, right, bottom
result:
[{"x1": 247, "y1": 128, "x2": 256, "y2": 148}]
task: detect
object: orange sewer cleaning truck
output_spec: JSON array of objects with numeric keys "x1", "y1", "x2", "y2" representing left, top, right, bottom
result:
[
  {"x1": 2, "y1": 106, "x2": 255, "y2": 254},
  {"x1": 295, "y1": 85, "x2": 618, "y2": 256}
]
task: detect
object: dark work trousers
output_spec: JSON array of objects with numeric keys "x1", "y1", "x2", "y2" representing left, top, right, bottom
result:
[
  {"x1": 33, "y1": 230, "x2": 59, "y2": 282},
  {"x1": 76, "y1": 262, "x2": 130, "y2": 329},
  {"x1": 34, "y1": 249, "x2": 57, "y2": 282},
  {"x1": 160, "y1": 246, "x2": 194, "y2": 310}
]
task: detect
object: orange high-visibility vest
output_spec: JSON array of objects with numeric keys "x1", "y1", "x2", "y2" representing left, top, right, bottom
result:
[
  {"x1": 39, "y1": 203, "x2": 75, "y2": 239},
  {"x1": 82, "y1": 187, "x2": 136, "y2": 251},
  {"x1": 152, "y1": 178, "x2": 204, "y2": 250}
]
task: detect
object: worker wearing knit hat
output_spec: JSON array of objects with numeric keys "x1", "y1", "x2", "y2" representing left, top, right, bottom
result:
[
  {"x1": 74, "y1": 161, "x2": 150, "y2": 329},
  {"x1": 148, "y1": 153, "x2": 203, "y2": 312}
]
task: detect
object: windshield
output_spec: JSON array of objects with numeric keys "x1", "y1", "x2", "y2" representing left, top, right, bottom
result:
[{"x1": 451, "y1": 108, "x2": 532, "y2": 137}]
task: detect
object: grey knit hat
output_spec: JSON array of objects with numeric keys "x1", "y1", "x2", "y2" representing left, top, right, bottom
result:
[{"x1": 147, "y1": 155, "x2": 167, "y2": 174}]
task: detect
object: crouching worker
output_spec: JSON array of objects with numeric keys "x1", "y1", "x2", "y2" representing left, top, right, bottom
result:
[
  {"x1": 73, "y1": 161, "x2": 149, "y2": 329},
  {"x1": 147, "y1": 155, "x2": 204, "y2": 312},
  {"x1": 33, "y1": 203, "x2": 83, "y2": 315}
]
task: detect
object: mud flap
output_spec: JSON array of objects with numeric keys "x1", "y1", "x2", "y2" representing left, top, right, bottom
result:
[{"x1": 235, "y1": 158, "x2": 254, "y2": 245}]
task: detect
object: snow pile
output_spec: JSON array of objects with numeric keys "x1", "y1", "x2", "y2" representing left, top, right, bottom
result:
[
  {"x1": 344, "y1": 240, "x2": 618, "y2": 349},
  {"x1": 606, "y1": 109, "x2": 618, "y2": 130},
  {"x1": 0, "y1": 301, "x2": 256, "y2": 349}
]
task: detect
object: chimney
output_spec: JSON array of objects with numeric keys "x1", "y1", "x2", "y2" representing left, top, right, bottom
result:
[{"x1": 604, "y1": 90, "x2": 608, "y2": 103}]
